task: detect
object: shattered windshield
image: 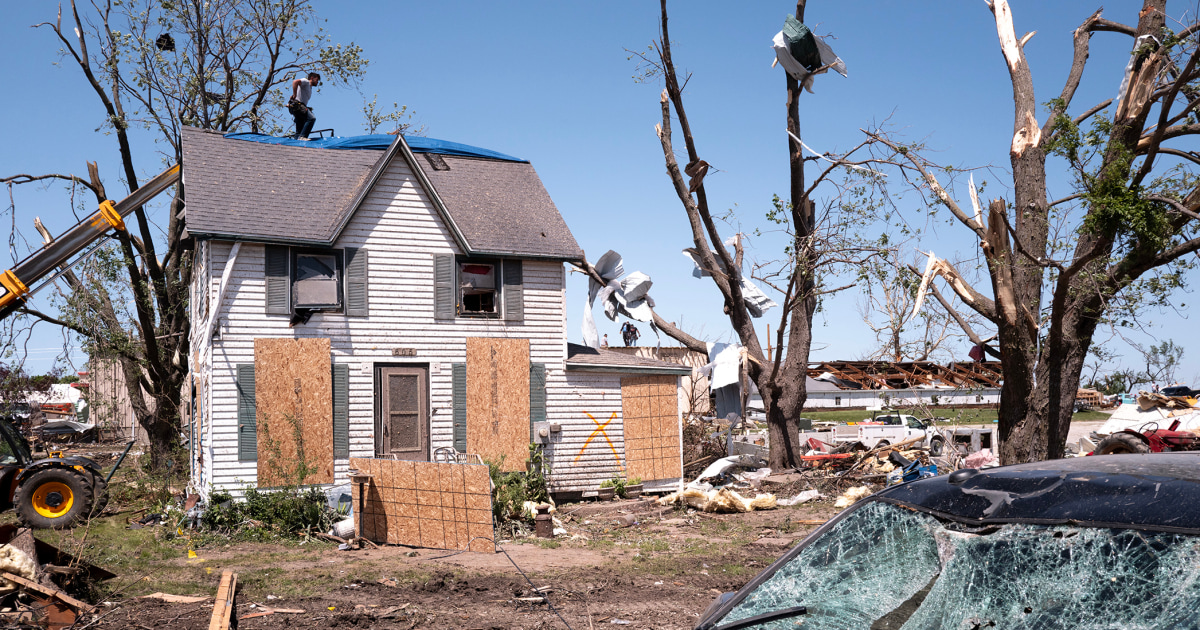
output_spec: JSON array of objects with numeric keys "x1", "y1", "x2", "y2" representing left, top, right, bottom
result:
[{"x1": 713, "y1": 500, "x2": 1200, "y2": 630}]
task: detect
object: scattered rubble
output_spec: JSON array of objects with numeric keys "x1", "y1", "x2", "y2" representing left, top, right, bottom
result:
[
  {"x1": 657, "y1": 488, "x2": 778, "y2": 513},
  {"x1": 834, "y1": 486, "x2": 872, "y2": 508}
]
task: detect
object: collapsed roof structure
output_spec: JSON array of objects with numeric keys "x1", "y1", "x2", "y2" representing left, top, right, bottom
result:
[{"x1": 807, "y1": 361, "x2": 1003, "y2": 390}]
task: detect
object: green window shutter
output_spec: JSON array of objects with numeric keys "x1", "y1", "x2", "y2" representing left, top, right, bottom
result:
[
  {"x1": 434, "y1": 253, "x2": 455, "y2": 320},
  {"x1": 332, "y1": 363, "x2": 350, "y2": 458},
  {"x1": 265, "y1": 245, "x2": 291, "y2": 315},
  {"x1": 503, "y1": 259, "x2": 523, "y2": 322},
  {"x1": 452, "y1": 363, "x2": 467, "y2": 452},
  {"x1": 344, "y1": 247, "x2": 368, "y2": 317},
  {"x1": 237, "y1": 364, "x2": 257, "y2": 461},
  {"x1": 529, "y1": 362, "x2": 546, "y2": 441}
]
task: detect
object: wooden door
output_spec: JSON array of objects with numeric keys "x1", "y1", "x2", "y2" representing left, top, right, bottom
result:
[{"x1": 377, "y1": 367, "x2": 428, "y2": 460}]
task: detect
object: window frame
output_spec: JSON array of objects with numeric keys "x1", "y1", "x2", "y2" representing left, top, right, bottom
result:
[
  {"x1": 456, "y1": 256, "x2": 502, "y2": 319},
  {"x1": 291, "y1": 247, "x2": 345, "y2": 312}
]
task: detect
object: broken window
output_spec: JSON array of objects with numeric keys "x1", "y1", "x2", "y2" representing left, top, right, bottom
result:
[
  {"x1": 459, "y1": 261, "x2": 498, "y2": 316},
  {"x1": 711, "y1": 500, "x2": 1200, "y2": 629},
  {"x1": 293, "y1": 251, "x2": 342, "y2": 310}
]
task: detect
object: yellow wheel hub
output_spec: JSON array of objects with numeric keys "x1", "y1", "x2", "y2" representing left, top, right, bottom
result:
[{"x1": 32, "y1": 481, "x2": 74, "y2": 519}]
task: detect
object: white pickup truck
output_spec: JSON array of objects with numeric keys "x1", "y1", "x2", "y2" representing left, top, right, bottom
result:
[{"x1": 829, "y1": 414, "x2": 946, "y2": 455}]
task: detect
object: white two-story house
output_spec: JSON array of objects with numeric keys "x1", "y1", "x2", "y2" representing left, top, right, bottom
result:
[{"x1": 182, "y1": 128, "x2": 689, "y2": 499}]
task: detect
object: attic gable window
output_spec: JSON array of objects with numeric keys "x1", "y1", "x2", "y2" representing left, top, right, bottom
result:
[{"x1": 459, "y1": 261, "x2": 497, "y2": 316}]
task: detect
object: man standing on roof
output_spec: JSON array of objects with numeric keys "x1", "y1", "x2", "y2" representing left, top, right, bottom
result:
[
  {"x1": 620, "y1": 322, "x2": 640, "y2": 347},
  {"x1": 289, "y1": 72, "x2": 320, "y2": 139}
]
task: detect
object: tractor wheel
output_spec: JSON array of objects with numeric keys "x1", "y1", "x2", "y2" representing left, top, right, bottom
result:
[
  {"x1": 89, "y1": 473, "x2": 110, "y2": 516},
  {"x1": 14, "y1": 468, "x2": 94, "y2": 529},
  {"x1": 1095, "y1": 432, "x2": 1151, "y2": 455},
  {"x1": 930, "y1": 437, "x2": 946, "y2": 457}
]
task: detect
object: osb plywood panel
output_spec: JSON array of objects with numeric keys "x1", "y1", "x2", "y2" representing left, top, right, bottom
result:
[
  {"x1": 466, "y1": 338, "x2": 530, "y2": 472},
  {"x1": 350, "y1": 457, "x2": 494, "y2": 553},
  {"x1": 621, "y1": 375, "x2": 681, "y2": 482},
  {"x1": 255, "y1": 338, "x2": 334, "y2": 486}
]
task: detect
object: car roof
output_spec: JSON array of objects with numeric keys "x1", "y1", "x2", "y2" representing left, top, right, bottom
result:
[{"x1": 877, "y1": 453, "x2": 1200, "y2": 534}]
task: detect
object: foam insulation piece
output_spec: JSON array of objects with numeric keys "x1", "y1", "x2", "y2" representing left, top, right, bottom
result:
[
  {"x1": 657, "y1": 487, "x2": 777, "y2": 513},
  {"x1": 0, "y1": 545, "x2": 36, "y2": 593}
]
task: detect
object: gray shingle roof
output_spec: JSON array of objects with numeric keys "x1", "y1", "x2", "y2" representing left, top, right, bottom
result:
[
  {"x1": 182, "y1": 127, "x2": 379, "y2": 245},
  {"x1": 565, "y1": 343, "x2": 693, "y2": 375},
  {"x1": 423, "y1": 156, "x2": 581, "y2": 259},
  {"x1": 181, "y1": 127, "x2": 584, "y2": 260}
]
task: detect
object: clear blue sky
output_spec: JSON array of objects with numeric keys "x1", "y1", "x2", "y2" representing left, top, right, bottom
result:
[{"x1": 1, "y1": 1, "x2": 1196, "y2": 386}]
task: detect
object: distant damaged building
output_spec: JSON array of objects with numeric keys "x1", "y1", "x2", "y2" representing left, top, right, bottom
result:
[{"x1": 804, "y1": 361, "x2": 1003, "y2": 409}]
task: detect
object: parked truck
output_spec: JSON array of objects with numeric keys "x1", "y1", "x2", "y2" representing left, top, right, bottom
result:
[{"x1": 828, "y1": 414, "x2": 947, "y2": 456}]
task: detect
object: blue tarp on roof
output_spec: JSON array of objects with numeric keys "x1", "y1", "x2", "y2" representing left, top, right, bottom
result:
[{"x1": 222, "y1": 132, "x2": 525, "y2": 162}]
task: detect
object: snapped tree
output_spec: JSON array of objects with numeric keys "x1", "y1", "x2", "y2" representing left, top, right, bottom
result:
[
  {"x1": 881, "y1": 0, "x2": 1200, "y2": 462},
  {"x1": 2, "y1": 0, "x2": 369, "y2": 468},
  {"x1": 590, "y1": 0, "x2": 898, "y2": 469}
]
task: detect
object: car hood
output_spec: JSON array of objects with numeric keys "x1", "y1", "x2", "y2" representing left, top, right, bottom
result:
[{"x1": 878, "y1": 453, "x2": 1200, "y2": 534}]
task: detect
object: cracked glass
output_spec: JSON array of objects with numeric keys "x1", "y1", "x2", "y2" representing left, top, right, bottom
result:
[{"x1": 715, "y1": 500, "x2": 1200, "y2": 630}]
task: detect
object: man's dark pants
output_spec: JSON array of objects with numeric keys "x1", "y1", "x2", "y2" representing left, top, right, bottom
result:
[{"x1": 293, "y1": 107, "x2": 316, "y2": 139}]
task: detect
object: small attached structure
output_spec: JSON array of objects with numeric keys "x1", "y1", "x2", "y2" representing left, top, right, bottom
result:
[{"x1": 183, "y1": 130, "x2": 687, "y2": 503}]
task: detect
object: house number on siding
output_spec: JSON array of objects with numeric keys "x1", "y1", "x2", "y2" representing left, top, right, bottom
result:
[{"x1": 391, "y1": 348, "x2": 417, "y2": 357}]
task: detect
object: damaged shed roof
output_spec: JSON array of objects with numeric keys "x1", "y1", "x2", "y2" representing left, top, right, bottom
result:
[
  {"x1": 566, "y1": 343, "x2": 693, "y2": 376},
  {"x1": 808, "y1": 360, "x2": 1003, "y2": 390},
  {"x1": 180, "y1": 127, "x2": 583, "y2": 260}
]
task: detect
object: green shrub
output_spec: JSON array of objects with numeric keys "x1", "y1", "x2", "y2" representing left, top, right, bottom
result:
[
  {"x1": 201, "y1": 486, "x2": 339, "y2": 537},
  {"x1": 487, "y1": 444, "x2": 551, "y2": 524}
]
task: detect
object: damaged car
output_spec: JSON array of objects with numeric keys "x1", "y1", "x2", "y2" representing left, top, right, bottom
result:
[{"x1": 697, "y1": 453, "x2": 1200, "y2": 630}]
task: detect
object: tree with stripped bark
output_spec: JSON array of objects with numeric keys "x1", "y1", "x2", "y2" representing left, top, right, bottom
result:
[
  {"x1": 880, "y1": 0, "x2": 1200, "y2": 463},
  {"x1": 1, "y1": 0, "x2": 367, "y2": 468}
]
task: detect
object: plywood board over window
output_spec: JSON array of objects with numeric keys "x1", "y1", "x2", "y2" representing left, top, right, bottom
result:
[
  {"x1": 621, "y1": 375, "x2": 682, "y2": 482},
  {"x1": 254, "y1": 338, "x2": 334, "y2": 486},
  {"x1": 466, "y1": 338, "x2": 530, "y2": 472},
  {"x1": 350, "y1": 457, "x2": 494, "y2": 553}
]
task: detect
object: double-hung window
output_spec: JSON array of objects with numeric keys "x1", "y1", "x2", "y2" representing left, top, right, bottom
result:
[{"x1": 458, "y1": 260, "x2": 498, "y2": 316}]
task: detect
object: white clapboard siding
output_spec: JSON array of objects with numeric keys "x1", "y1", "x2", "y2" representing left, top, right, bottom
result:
[
  {"x1": 196, "y1": 154, "x2": 583, "y2": 495},
  {"x1": 543, "y1": 371, "x2": 627, "y2": 492}
]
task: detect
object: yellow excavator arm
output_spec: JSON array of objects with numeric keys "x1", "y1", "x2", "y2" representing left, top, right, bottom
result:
[{"x1": 0, "y1": 164, "x2": 180, "y2": 316}]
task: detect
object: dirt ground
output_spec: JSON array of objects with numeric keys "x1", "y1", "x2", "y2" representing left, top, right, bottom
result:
[{"x1": 74, "y1": 494, "x2": 842, "y2": 630}]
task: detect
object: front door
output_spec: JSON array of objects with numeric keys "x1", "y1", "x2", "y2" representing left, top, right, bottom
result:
[{"x1": 376, "y1": 366, "x2": 429, "y2": 460}]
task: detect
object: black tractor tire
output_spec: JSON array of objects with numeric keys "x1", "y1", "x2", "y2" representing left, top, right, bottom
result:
[
  {"x1": 929, "y1": 437, "x2": 946, "y2": 457},
  {"x1": 1095, "y1": 432, "x2": 1151, "y2": 455},
  {"x1": 89, "y1": 473, "x2": 110, "y2": 516},
  {"x1": 14, "y1": 467, "x2": 94, "y2": 529}
]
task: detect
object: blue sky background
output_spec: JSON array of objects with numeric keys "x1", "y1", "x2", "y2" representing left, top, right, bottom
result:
[{"x1": 1, "y1": 1, "x2": 1196, "y2": 386}]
